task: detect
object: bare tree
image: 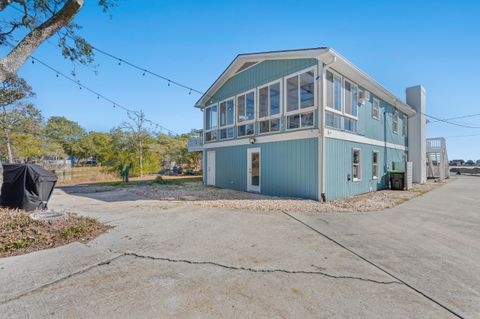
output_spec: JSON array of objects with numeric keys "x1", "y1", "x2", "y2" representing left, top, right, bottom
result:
[{"x1": 121, "y1": 111, "x2": 150, "y2": 177}]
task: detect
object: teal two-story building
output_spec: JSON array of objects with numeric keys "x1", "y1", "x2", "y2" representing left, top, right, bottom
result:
[{"x1": 194, "y1": 47, "x2": 424, "y2": 200}]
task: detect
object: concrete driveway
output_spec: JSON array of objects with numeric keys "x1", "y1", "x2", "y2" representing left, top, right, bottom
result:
[{"x1": 0, "y1": 176, "x2": 478, "y2": 318}]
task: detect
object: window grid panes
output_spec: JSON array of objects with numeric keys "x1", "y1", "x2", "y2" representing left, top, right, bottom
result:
[
  {"x1": 259, "y1": 82, "x2": 281, "y2": 119},
  {"x1": 372, "y1": 151, "x2": 379, "y2": 179},
  {"x1": 286, "y1": 70, "x2": 315, "y2": 113},
  {"x1": 393, "y1": 111, "x2": 399, "y2": 134},
  {"x1": 353, "y1": 149, "x2": 361, "y2": 181},
  {"x1": 372, "y1": 98, "x2": 380, "y2": 119},
  {"x1": 237, "y1": 92, "x2": 255, "y2": 123}
]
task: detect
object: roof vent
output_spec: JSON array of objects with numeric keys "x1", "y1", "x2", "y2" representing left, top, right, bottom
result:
[{"x1": 235, "y1": 61, "x2": 258, "y2": 74}]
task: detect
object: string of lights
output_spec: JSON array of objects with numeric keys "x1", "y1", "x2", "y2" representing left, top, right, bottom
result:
[
  {"x1": 9, "y1": 4, "x2": 210, "y2": 101},
  {"x1": 28, "y1": 55, "x2": 179, "y2": 135}
]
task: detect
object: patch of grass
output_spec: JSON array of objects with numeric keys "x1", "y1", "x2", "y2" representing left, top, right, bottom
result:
[
  {"x1": 153, "y1": 176, "x2": 202, "y2": 186},
  {"x1": 60, "y1": 218, "x2": 100, "y2": 240},
  {"x1": 0, "y1": 209, "x2": 109, "y2": 258}
]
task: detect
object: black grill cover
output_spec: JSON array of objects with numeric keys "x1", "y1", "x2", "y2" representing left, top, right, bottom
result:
[{"x1": 1, "y1": 164, "x2": 57, "y2": 211}]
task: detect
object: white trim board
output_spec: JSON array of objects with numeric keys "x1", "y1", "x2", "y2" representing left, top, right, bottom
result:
[
  {"x1": 324, "y1": 129, "x2": 408, "y2": 151},
  {"x1": 203, "y1": 129, "x2": 319, "y2": 149}
]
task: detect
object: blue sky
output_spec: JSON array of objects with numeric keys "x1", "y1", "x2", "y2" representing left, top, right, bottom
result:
[{"x1": 8, "y1": 0, "x2": 480, "y2": 160}]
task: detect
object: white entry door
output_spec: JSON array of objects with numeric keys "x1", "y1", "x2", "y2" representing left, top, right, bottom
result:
[
  {"x1": 247, "y1": 148, "x2": 261, "y2": 192},
  {"x1": 207, "y1": 151, "x2": 216, "y2": 186}
]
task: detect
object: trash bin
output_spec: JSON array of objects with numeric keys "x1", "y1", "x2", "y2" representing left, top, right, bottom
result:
[{"x1": 389, "y1": 171, "x2": 405, "y2": 190}]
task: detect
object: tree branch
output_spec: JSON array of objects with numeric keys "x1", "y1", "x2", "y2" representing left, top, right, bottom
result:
[{"x1": 0, "y1": 0, "x2": 84, "y2": 82}]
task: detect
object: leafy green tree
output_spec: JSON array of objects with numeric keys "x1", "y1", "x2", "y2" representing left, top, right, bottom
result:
[
  {"x1": 45, "y1": 116, "x2": 86, "y2": 157},
  {"x1": 77, "y1": 131, "x2": 112, "y2": 163},
  {"x1": 0, "y1": 77, "x2": 36, "y2": 162},
  {"x1": 0, "y1": 0, "x2": 117, "y2": 82}
]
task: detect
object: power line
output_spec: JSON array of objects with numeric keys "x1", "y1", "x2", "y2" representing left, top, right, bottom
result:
[
  {"x1": 427, "y1": 113, "x2": 480, "y2": 124},
  {"x1": 444, "y1": 133, "x2": 480, "y2": 139},
  {"x1": 422, "y1": 112, "x2": 480, "y2": 129}
]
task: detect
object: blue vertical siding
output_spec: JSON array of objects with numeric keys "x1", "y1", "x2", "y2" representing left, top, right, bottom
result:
[
  {"x1": 357, "y1": 90, "x2": 408, "y2": 146},
  {"x1": 324, "y1": 137, "x2": 407, "y2": 200},
  {"x1": 204, "y1": 138, "x2": 318, "y2": 200},
  {"x1": 208, "y1": 59, "x2": 318, "y2": 104}
]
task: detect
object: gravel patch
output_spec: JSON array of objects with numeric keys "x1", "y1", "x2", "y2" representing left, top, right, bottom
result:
[{"x1": 128, "y1": 180, "x2": 448, "y2": 213}]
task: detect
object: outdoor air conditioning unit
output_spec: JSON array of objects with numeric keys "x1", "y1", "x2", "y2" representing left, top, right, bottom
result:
[{"x1": 358, "y1": 90, "x2": 367, "y2": 106}]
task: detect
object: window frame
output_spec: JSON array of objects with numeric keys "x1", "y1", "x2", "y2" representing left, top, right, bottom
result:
[
  {"x1": 343, "y1": 78, "x2": 358, "y2": 120},
  {"x1": 372, "y1": 97, "x2": 380, "y2": 120},
  {"x1": 286, "y1": 111, "x2": 315, "y2": 131},
  {"x1": 284, "y1": 67, "x2": 317, "y2": 116},
  {"x1": 325, "y1": 69, "x2": 344, "y2": 116},
  {"x1": 352, "y1": 148, "x2": 361, "y2": 182},
  {"x1": 393, "y1": 110, "x2": 399, "y2": 134},
  {"x1": 218, "y1": 98, "x2": 235, "y2": 140},
  {"x1": 402, "y1": 114, "x2": 407, "y2": 136},
  {"x1": 236, "y1": 89, "x2": 256, "y2": 125},
  {"x1": 372, "y1": 150, "x2": 379, "y2": 180},
  {"x1": 257, "y1": 79, "x2": 282, "y2": 121},
  {"x1": 204, "y1": 104, "x2": 218, "y2": 143}
]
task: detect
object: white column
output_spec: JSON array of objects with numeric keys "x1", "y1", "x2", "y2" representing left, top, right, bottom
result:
[{"x1": 406, "y1": 85, "x2": 427, "y2": 184}]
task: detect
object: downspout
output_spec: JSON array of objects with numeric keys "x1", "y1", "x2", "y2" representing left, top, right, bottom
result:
[{"x1": 318, "y1": 55, "x2": 336, "y2": 202}]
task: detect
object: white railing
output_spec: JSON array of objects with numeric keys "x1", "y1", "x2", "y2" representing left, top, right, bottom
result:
[{"x1": 188, "y1": 136, "x2": 204, "y2": 152}]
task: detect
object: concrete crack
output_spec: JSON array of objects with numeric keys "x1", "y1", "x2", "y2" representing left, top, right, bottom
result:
[
  {"x1": 0, "y1": 250, "x2": 401, "y2": 306},
  {"x1": 118, "y1": 251, "x2": 402, "y2": 285},
  {"x1": 0, "y1": 254, "x2": 124, "y2": 305}
]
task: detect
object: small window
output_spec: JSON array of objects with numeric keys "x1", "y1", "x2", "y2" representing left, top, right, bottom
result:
[
  {"x1": 219, "y1": 127, "x2": 234, "y2": 139},
  {"x1": 372, "y1": 151, "x2": 379, "y2": 180},
  {"x1": 238, "y1": 124, "x2": 254, "y2": 137},
  {"x1": 326, "y1": 111, "x2": 342, "y2": 129},
  {"x1": 237, "y1": 92, "x2": 255, "y2": 123},
  {"x1": 205, "y1": 130, "x2": 217, "y2": 142},
  {"x1": 286, "y1": 70, "x2": 315, "y2": 113},
  {"x1": 344, "y1": 117, "x2": 357, "y2": 133},
  {"x1": 372, "y1": 98, "x2": 380, "y2": 120},
  {"x1": 259, "y1": 119, "x2": 280, "y2": 134},
  {"x1": 402, "y1": 114, "x2": 407, "y2": 136},
  {"x1": 393, "y1": 111, "x2": 399, "y2": 134},
  {"x1": 287, "y1": 111, "x2": 314, "y2": 130},
  {"x1": 352, "y1": 148, "x2": 361, "y2": 181},
  {"x1": 259, "y1": 82, "x2": 281, "y2": 119}
]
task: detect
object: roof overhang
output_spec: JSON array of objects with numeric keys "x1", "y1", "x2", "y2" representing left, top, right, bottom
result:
[{"x1": 194, "y1": 47, "x2": 416, "y2": 117}]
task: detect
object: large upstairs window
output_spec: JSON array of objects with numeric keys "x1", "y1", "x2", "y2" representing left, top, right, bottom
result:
[
  {"x1": 285, "y1": 69, "x2": 315, "y2": 130},
  {"x1": 344, "y1": 79, "x2": 358, "y2": 118},
  {"x1": 258, "y1": 81, "x2": 281, "y2": 134},
  {"x1": 325, "y1": 70, "x2": 358, "y2": 133},
  {"x1": 204, "y1": 104, "x2": 217, "y2": 142},
  {"x1": 237, "y1": 91, "x2": 255, "y2": 137},
  {"x1": 219, "y1": 98, "x2": 234, "y2": 139}
]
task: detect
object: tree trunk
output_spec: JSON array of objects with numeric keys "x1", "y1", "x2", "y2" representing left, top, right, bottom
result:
[
  {"x1": 4, "y1": 128, "x2": 13, "y2": 163},
  {"x1": 0, "y1": 0, "x2": 84, "y2": 82},
  {"x1": 139, "y1": 139, "x2": 143, "y2": 177}
]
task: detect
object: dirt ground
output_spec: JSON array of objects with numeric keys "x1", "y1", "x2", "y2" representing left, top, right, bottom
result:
[{"x1": 63, "y1": 179, "x2": 448, "y2": 213}]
